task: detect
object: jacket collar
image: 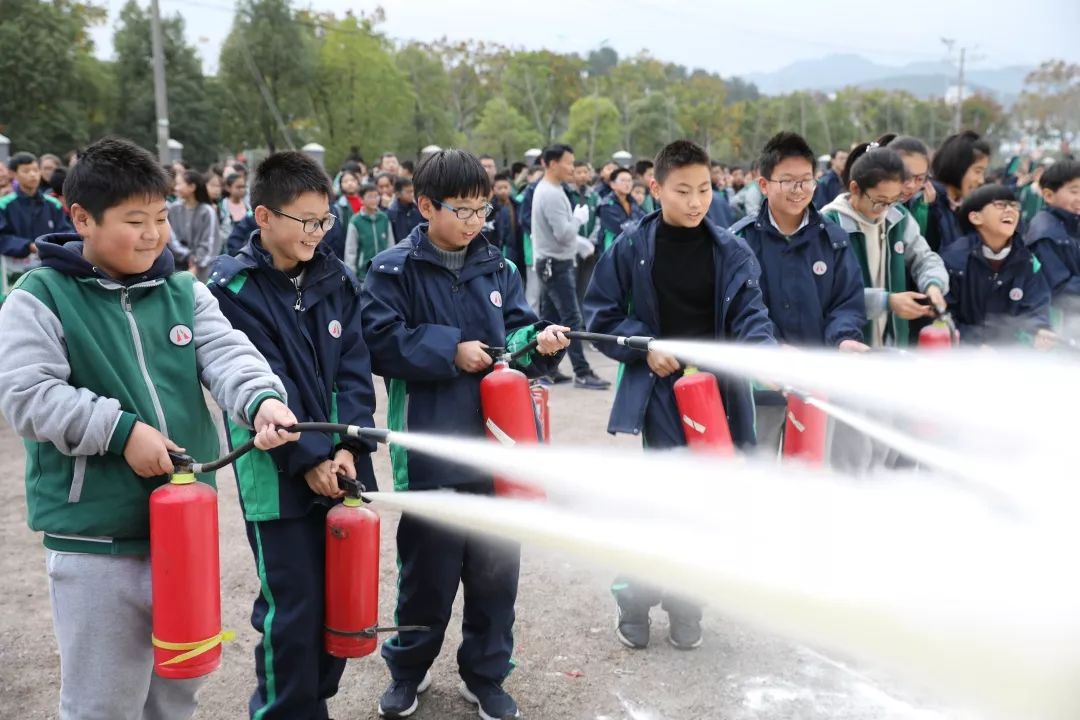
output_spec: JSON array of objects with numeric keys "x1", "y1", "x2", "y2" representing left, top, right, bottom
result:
[
  {"x1": 36, "y1": 232, "x2": 176, "y2": 286},
  {"x1": 1049, "y1": 206, "x2": 1080, "y2": 236},
  {"x1": 387, "y1": 225, "x2": 504, "y2": 280}
]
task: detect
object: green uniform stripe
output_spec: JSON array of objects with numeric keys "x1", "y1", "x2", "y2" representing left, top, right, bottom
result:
[
  {"x1": 251, "y1": 523, "x2": 278, "y2": 720},
  {"x1": 228, "y1": 419, "x2": 281, "y2": 521},
  {"x1": 386, "y1": 379, "x2": 410, "y2": 490},
  {"x1": 226, "y1": 271, "x2": 248, "y2": 295}
]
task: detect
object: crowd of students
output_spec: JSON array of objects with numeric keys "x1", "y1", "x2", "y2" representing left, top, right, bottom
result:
[{"x1": 0, "y1": 125, "x2": 1078, "y2": 720}]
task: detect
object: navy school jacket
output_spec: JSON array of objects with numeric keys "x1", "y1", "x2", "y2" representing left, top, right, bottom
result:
[
  {"x1": 360, "y1": 225, "x2": 564, "y2": 491},
  {"x1": 224, "y1": 202, "x2": 348, "y2": 260},
  {"x1": 517, "y1": 181, "x2": 538, "y2": 237},
  {"x1": 925, "y1": 180, "x2": 963, "y2": 252},
  {"x1": 208, "y1": 233, "x2": 377, "y2": 520},
  {"x1": 597, "y1": 194, "x2": 645, "y2": 251},
  {"x1": 1023, "y1": 207, "x2": 1080, "y2": 300},
  {"x1": 386, "y1": 198, "x2": 424, "y2": 243},
  {"x1": 812, "y1": 169, "x2": 844, "y2": 211},
  {"x1": 582, "y1": 211, "x2": 776, "y2": 447},
  {"x1": 730, "y1": 201, "x2": 865, "y2": 347},
  {"x1": 0, "y1": 188, "x2": 73, "y2": 257},
  {"x1": 942, "y1": 232, "x2": 1051, "y2": 346},
  {"x1": 707, "y1": 188, "x2": 735, "y2": 229}
]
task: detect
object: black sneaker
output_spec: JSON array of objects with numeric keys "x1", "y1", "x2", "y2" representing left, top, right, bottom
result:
[
  {"x1": 378, "y1": 671, "x2": 432, "y2": 718},
  {"x1": 535, "y1": 375, "x2": 555, "y2": 387},
  {"x1": 615, "y1": 603, "x2": 650, "y2": 649},
  {"x1": 459, "y1": 679, "x2": 520, "y2": 719},
  {"x1": 668, "y1": 615, "x2": 703, "y2": 650},
  {"x1": 574, "y1": 370, "x2": 611, "y2": 390},
  {"x1": 549, "y1": 369, "x2": 573, "y2": 384}
]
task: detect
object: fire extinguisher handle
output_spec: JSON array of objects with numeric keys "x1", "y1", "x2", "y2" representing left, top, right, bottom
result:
[{"x1": 168, "y1": 451, "x2": 196, "y2": 472}]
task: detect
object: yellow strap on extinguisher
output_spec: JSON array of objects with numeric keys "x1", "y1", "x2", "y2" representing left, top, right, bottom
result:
[{"x1": 152, "y1": 629, "x2": 236, "y2": 666}]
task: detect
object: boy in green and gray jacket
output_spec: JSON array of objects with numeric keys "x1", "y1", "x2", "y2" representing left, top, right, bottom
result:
[
  {"x1": 0, "y1": 138, "x2": 298, "y2": 720},
  {"x1": 344, "y1": 183, "x2": 394, "y2": 280}
]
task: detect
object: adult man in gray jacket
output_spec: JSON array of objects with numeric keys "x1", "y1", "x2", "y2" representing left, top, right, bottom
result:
[{"x1": 531, "y1": 143, "x2": 610, "y2": 389}]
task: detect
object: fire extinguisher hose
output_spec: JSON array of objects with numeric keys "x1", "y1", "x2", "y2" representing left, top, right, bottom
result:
[
  {"x1": 565, "y1": 331, "x2": 654, "y2": 351},
  {"x1": 180, "y1": 423, "x2": 391, "y2": 474}
]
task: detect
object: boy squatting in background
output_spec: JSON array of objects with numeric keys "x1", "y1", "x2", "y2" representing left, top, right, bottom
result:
[{"x1": 0, "y1": 137, "x2": 298, "y2": 720}]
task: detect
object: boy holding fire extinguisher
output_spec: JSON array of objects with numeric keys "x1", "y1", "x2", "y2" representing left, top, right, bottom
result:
[
  {"x1": 729, "y1": 132, "x2": 868, "y2": 451},
  {"x1": 361, "y1": 149, "x2": 570, "y2": 720},
  {"x1": 0, "y1": 137, "x2": 297, "y2": 720},
  {"x1": 583, "y1": 139, "x2": 776, "y2": 652},
  {"x1": 208, "y1": 150, "x2": 380, "y2": 720}
]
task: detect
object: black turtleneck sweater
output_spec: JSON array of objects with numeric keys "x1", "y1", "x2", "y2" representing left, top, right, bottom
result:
[{"x1": 652, "y1": 219, "x2": 716, "y2": 339}]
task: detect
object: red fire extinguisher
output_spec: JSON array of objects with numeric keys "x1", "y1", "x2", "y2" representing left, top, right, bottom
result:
[
  {"x1": 673, "y1": 367, "x2": 734, "y2": 455},
  {"x1": 530, "y1": 383, "x2": 551, "y2": 443},
  {"x1": 782, "y1": 391, "x2": 829, "y2": 467},
  {"x1": 150, "y1": 469, "x2": 227, "y2": 679},
  {"x1": 324, "y1": 494, "x2": 381, "y2": 658},
  {"x1": 480, "y1": 358, "x2": 546, "y2": 500},
  {"x1": 919, "y1": 320, "x2": 957, "y2": 350}
]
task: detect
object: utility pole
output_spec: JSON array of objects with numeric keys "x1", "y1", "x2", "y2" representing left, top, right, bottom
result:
[
  {"x1": 150, "y1": 0, "x2": 170, "y2": 164},
  {"x1": 941, "y1": 38, "x2": 969, "y2": 134},
  {"x1": 954, "y1": 47, "x2": 966, "y2": 133}
]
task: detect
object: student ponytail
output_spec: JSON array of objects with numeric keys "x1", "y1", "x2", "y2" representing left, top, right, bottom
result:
[{"x1": 842, "y1": 143, "x2": 907, "y2": 191}]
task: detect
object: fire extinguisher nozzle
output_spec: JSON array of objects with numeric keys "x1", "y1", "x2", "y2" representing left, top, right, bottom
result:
[
  {"x1": 356, "y1": 427, "x2": 390, "y2": 443},
  {"x1": 623, "y1": 336, "x2": 654, "y2": 351}
]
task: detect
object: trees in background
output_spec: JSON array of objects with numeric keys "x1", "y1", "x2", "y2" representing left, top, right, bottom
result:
[{"x1": 0, "y1": 0, "x2": 1036, "y2": 170}]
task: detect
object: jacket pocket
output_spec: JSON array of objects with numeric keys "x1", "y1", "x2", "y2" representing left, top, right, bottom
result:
[{"x1": 67, "y1": 456, "x2": 88, "y2": 503}]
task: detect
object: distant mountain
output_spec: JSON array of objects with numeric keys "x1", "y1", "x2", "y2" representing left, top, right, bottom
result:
[{"x1": 743, "y1": 53, "x2": 1032, "y2": 103}]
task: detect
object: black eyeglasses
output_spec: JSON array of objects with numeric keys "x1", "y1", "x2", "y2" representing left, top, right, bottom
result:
[
  {"x1": 867, "y1": 194, "x2": 903, "y2": 212},
  {"x1": 989, "y1": 200, "x2": 1021, "y2": 212},
  {"x1": 270, "y1": 208, "x2": 336, "y2": 234},
  {"x1": 904, "y1": 173, "x2": 929, "y2": 186},
  {"x1": 767, "y1": 178, "x2": 817, "y2": 193},
  {"x1": 433, "y1": 199, "x2": 493, "y2": 221}
]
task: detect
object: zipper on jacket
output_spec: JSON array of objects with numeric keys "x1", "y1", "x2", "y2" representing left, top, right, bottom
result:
[
  {"x1": 121, "y1": 287, "x2": 169, "y2": 434},
  {"x1": 287, "y1": 273, "x2": 326, "y2": 394}
]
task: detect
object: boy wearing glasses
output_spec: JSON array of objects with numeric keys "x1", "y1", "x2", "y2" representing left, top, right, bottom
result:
[
  {"x1": 361, "y1": 149, "x2": 570, "y2": 719},
  {"x1": 346, "y1": 183, "x2": 395, "y2": 280},
  {"x1": 943, "y1": 184, "x2": 1053, "y2": 346},
  {"x1": 730, "y1": 132, "x2": 867, "y2": 448},
  {"x1": 208, "y1": 151, "x2": 380, "y2": 719}
]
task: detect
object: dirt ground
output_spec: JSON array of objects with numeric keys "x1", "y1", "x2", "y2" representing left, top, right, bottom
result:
[{"x1": 0, "y1": 350, "x2": 972, "y2": 719}]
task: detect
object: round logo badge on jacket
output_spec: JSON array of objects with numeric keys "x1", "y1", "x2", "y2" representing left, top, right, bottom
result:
[
  {"x1": 894, "y1": 241, "x2": 905, "y2": 254},
  {"x1": 328, "y1": 320, "x2": 342, "y2": 338},
  {"x1": 490, "y1": 290, "x2": 503, "y2": 308},
  {"x1": 1009, "y1": 288, "x2": 1024, "y2": 302},
  {"x1": 812, "y1": 261, "x2": 828, "y2": 276},
  {"x1": 169, "y1": 325, "x2": 193, "y2": 346}
]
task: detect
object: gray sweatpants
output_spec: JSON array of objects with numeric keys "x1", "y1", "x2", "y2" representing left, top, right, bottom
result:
[{"x1": 46, "y1": 551, "x2": 204, "y2": 720}]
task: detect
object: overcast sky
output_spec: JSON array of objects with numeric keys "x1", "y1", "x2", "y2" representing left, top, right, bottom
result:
[{"x1": 89, "y1": 0, "x2": 1080, "y2": 78}]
